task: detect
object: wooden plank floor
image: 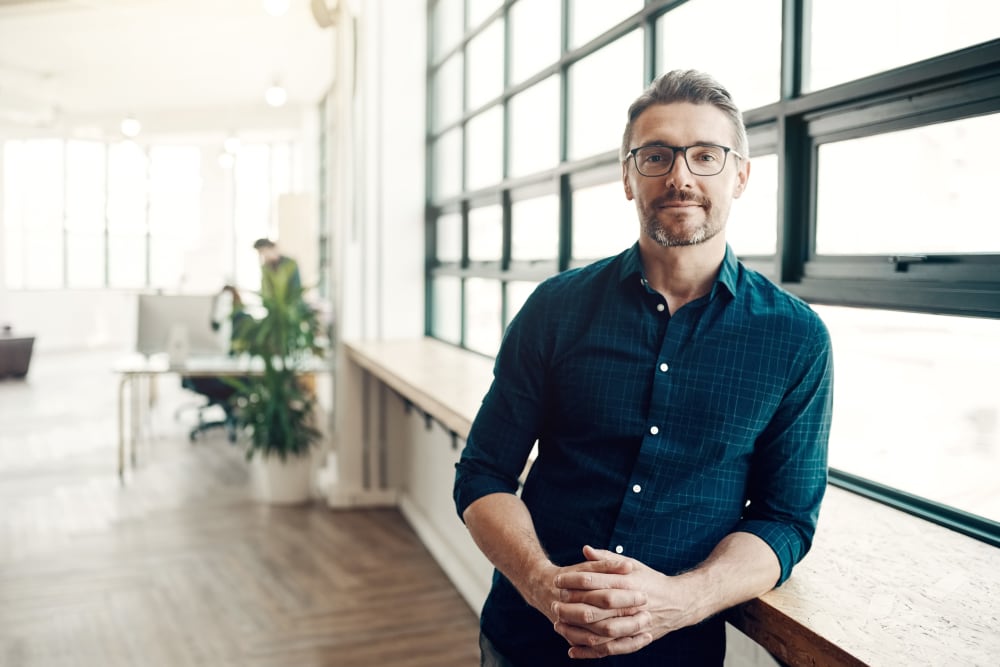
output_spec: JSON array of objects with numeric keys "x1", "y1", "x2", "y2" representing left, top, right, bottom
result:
[{"x1": 0, "y1": 349, "x2": 481, "y2": 667}]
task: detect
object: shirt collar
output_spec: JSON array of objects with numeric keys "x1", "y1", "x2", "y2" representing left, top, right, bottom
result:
[{"x1": 618, "y1": 241, "x2": 740, "y2": 299}]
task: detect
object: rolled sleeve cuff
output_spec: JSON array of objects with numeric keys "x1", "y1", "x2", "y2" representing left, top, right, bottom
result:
[
  {"x1": 735, "y1": 519, "x2": 809, "y2": 586},
  {"x1": 453, "y1": 464, "x2": 521, "y2": 523}
]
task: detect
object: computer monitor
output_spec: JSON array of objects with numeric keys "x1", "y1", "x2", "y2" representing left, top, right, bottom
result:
[{"x1": 136, "y1": 293, "x2": 228, "y2": 358}]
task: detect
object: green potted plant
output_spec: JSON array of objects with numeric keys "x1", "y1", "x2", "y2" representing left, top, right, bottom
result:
[{"x1": 229, "y1": 264, "x2": 325, "y2": 502}]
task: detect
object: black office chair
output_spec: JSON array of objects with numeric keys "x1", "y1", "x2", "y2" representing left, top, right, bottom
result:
[
  {"x1": 181, "y1": 376, "x2": 239, "y2": 442},
  {"x1": 179, "y1": 290, "x2": 250, "y2": 443}
]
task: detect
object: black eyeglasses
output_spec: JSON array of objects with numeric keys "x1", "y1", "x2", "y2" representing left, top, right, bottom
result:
[{"x1": 628, "y1": 144, "x2": 744, "y2": 177}]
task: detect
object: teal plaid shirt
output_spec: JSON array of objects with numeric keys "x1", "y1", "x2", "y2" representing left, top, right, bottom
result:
[{"x1": 454, "y1": 243, "x2": 833, "y2": 665}]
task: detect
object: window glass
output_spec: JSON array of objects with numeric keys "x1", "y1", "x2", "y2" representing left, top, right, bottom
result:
[
  {"x1": 468, "y1": 204, "x2": 502, "y2": 262},
  {"x1": 467, "y1": 18, "x2": 504, "y2": 111},
  {"x1": 466, "y1": 106, "x2": 503, "y2": 191},
  {"x1": 467, "y1": 0, "x2": 501, "y2": 29},
  {"x1": 6, "y1": 140, "x2": 65, "y2": 289},
  {"x1": 66, "y1": 141, "x2": 107, "y2": 288},
  {"x1": 572, "y1": 180, "x2": 636, "y2": 260},
  {"x1": 234, "y1": 144, "x2": 272, "y2": 291},
  {"x1": 465, "y1": 277, "x2": 502, "y2": 356},
  {"x1": 656, "y1": 0, "x2": 781, "y2": 110},
  {"x1": 108, "y1": 141, "x2": 148, "y2": 289},
  {"x1": 818, "y1": 305, "x2": 1000, "y2": 523},
  {"x1": 509, "y1": 0, "x2": 561, "y2": 85},
  {"x1": 816, "y1": 113, "x2": 1000, "y2": 255},
  {"x1": 509, "y1": 76, "x2": 560, "y2": 178},
  {"x1": 431, "y1": 0, "x2": 463, "y2": 62},
  {"x1": 431, "y1": 276, "x2": 462, "y2": 344},
  {"x1": 808, "y1": 0, "x2": 1000, "y2": 92},
  {"x1": 148, "y1": 146, "x2": 201, "y2": 290},
  {"x1": 505, "y1": 280, "x2": 540, "y2": 328},
  {"x1": 727, "y1": 153, "x2": 777, "y2": 256},
  {"x1": 433, "y1": 54, "x2": 464, "y2": 130},
  {"x1": 568, "y1": 0, "x2": 642, "y2": 49},
  {"x1": 433, "y1": 128, "x2": 463, "y2": 201},
  {"x1": 435, "y1": 212, "x2": 463, "y2": 263},
  {"x1": 511, "y1": 194, "x2": 559, "y2": 262},
  {"x1": 568, "y1": 31, "x2": 644, "y2": 160}
]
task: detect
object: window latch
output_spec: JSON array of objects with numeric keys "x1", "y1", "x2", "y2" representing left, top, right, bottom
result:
[{"x1": 888, "y1": 254, "x2": 928, "y2": 272}]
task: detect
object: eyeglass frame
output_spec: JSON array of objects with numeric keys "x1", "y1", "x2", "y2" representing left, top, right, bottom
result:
[{"x1": 627, "y1": 143, "x2": 745, "y2": 178}]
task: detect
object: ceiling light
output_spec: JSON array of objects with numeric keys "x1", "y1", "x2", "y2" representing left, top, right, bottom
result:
[
  {"x1": 120, "y1": 116, "x2": 141, "y2": 138},
  {"x1": 265, "y1": 83, "x2": 287, "y2": 108},
  {"x1": 263, "y1": 0, "x2": 291, "y2": 17}
]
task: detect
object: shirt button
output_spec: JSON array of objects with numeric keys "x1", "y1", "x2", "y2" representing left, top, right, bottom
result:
[
  {"x1": 650, "y1": 426, "x2": 659, "y2": 435},
  {"x1": 632, "y1": 484, "x2": 641, "y2": 493},
  {"x1": 615, "y1": 545, "x2": 624, "y2": 554},
  {"x1": 659, "y1": 363, "x2": 669, "y2": 372},
  {"x1": 656, "y1": 303, "x2": 665, "y2": 312}
]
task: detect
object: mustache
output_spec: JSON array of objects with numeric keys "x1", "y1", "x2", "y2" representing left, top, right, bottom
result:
[{"x1": 656, "y1": 191, "x2": 709, "y2": 207}]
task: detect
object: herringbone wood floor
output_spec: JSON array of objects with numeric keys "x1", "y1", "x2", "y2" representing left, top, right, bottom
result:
[{"x1": 0, "y1": 349, "x2": 481, "y2": 667}]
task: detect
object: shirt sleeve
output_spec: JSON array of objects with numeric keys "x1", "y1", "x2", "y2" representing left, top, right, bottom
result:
[
  {"x1": 453, "y1": 285, "x2": 551, "y2": 521},
  {"x1": 736, "y1": 313, "x2": 834, "y2": 585}
]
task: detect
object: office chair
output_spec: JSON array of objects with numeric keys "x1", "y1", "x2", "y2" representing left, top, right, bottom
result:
[
  {"x1": 178, "y1": 288, "x2": 249, "y2": 443},
  {"x1": 181, "y1": 376, "x2": 239, "y2": 442}
]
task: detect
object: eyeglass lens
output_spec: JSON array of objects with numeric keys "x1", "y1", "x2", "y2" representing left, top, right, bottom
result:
[{"x1": 633, "y1": 145, "x2": 727, "y2": 177}]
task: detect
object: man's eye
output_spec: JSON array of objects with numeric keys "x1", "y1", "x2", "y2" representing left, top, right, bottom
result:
[{"x1": 646, "y1": 153, "x2": 665, "y2": 162}]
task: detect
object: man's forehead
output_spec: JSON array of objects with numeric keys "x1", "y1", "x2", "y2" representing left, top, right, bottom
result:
[{"x1": 632, "y1": 102, "x2": 733, "y2": 145}]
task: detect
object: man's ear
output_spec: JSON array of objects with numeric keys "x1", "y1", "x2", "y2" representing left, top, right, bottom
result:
[
  {"x1": 622, "y1": 163, "x2": 634, "y2": 200},
  {"x1": 733, "y1": 158, "x2": 751, "y2": 199}
]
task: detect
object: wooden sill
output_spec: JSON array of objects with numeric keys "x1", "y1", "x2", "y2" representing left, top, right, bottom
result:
[{"x1": 343, "y1": 337, "x2": 1000, "y2": 667}]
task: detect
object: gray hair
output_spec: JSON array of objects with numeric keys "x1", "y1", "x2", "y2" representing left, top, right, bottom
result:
[{"x1": 619, "y1": 69, "x2": 748, "y2": 162}]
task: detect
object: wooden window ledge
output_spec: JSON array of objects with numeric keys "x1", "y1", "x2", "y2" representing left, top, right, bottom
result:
[{"x1": 344, "y1": 337, "x2": 1000, "y2": 667}]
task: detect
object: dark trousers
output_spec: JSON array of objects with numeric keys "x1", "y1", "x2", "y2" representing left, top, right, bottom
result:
[{"x1": 480, "y1": 632, "x2": 518, "y2": 667}]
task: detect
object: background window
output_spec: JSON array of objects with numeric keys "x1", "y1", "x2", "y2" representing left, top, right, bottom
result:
[{"x1": 816, "y1": 113, "x2": 1000, "y2": 255}]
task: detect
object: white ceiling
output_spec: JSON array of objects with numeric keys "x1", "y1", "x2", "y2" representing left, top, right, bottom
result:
[{"x1": 0, "y1": 0, "x2": 337, "y2": 138}]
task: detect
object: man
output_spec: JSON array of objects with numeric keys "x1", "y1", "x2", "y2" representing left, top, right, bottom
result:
[
  {"x1": 453, "y1": 70, "x2": 834, "y2": 665},
  {"x1": 253, "y1": 238, "x2": 301, "y2": 301}
]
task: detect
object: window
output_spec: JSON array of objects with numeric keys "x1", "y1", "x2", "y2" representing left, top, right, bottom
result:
[{"x1": 425, "y1": 0, "x2": 1000, "y2": 544}]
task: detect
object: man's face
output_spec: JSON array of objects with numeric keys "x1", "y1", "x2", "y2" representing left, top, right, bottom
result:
[
  {"x1": 622, "y1": 102, "x2": 749, "y2": 248},
  {"x1": 257, "y1": 246, "x2": 280, "y2": 265}
]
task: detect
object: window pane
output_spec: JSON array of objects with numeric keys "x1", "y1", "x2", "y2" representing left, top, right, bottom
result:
[
  {"x1": 728, "y1": 153, "x2": 777, "y2": 256},
  {"x1": 505, "y1": 280, "x2": 539, "y2": 328},
  {"x1": 14, "y1": 140, "x2": 64, "y2": 289},
  {"x1": 465, "y1": 277, "x2": 502, "y2": 356},
  {"x1": 431, "y1": 275, "x2": 462, "y2": 344},
  {"x1": 468, "y1": 204, "x2": 502, "y2": 262},
  {"x1": 234, "y1": 145, "x2": 272, "y2": 290},
  {"x1": 466, "y1": 106, "x2": 503, "y2": 191},
  {"x1": 467, "y1": 18, "x2": 504, "y2": 111},
  {"x1": 656, "y1": 0, "x2": 781, "y2": 110},
  {"x1": 568, "y1": 0, "x2": 642, "y2": 49},
  {"x1": 108, "y1": 141, "x2": 148, "y2": 234},
  {"x1": 818, "y1": 305, "x2": 1000, "y2": 523},
  {"x1": 808, "y1": 0, "x2": 1000, "y2": 92},
  {"x1": 467, "y1": 0, "x2": 501, "y2": 28},
  {"x1": 509, "y1": 75, "x2": 560, "y2": 178},
  {"x1": 572, "y1": 180, "x2": 636, "y2": 260},
  {"x1": 433, "y1": 128, "x2": 463, "y2": 201},
  {"x1": 511, "y1": 194, "x2": 558, "y2": 262},
  {"x1": 431, "y1": 0, "x2": 463, "y2": 62},
  {"x1": 568, "y1": 31, "x2": 644, "y2": 160},
  {"x1": 108, "y1": 234, "x2": 146, "y2": 289},
  {"x1": 65, "y1": 140, "x2": 106, "y2": 286},
  {"x1": 816, "y1": 113, "x2": 1000, "y2": 255},
  {"x1": 435, "y1": 212, "x2": 463, "y2": 263},
  {"x1": 433, "y1": 54, "x2": 463, "y2": 130},
  {"x1": 149, "y1": 146, "x2": 201, "y2": 290},
  {"x1": 3, "y1": 142, "x2": 25, "y2": 288},
  {"x1": 510, "y1": 0, "x2": 561, "y2": 84}
]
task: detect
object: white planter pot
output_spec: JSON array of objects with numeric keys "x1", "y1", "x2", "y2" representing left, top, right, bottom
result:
[{"x1": 250, "y1": 451, "x2": 313, "y2": 504}]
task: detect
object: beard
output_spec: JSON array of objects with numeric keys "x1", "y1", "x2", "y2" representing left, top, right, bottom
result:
[{"x1": 641, "y1": 190, "x2": 725, "y2": 248}]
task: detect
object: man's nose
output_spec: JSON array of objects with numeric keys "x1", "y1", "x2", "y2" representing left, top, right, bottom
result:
[{"x1": 662, "y1": 151, "x2": 695, "y2": 185}]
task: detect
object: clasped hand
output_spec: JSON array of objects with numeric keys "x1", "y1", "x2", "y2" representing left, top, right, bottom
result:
[{"x1": 546, "y1": 545, "x2": 697, "y2": 660}]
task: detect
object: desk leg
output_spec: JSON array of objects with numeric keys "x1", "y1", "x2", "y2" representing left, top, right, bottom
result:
[
  {"x1": 118, "y1": 374, "x2": 129, "y2": 482},
  {"x1": 131, "y1": 375, "x2": 140, "y2": 468}
]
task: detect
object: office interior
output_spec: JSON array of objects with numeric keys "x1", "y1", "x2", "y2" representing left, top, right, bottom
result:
[{"x1": 0, "y1": 1, "x2": 998, "y2": 666}]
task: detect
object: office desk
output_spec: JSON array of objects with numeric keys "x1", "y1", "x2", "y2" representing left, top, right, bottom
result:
[{"x1": 113, "y1": 354, "x2": 331, "y2": 481}]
